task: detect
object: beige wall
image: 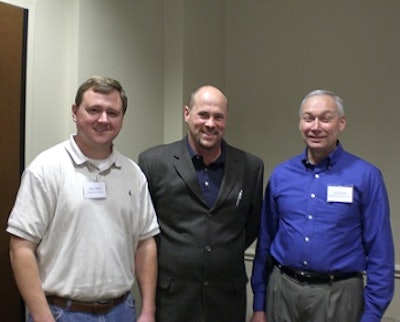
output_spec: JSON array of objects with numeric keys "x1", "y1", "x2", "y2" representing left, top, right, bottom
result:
[{"x1": 2, "y1": 0, "x2": 399, "y2": 320}]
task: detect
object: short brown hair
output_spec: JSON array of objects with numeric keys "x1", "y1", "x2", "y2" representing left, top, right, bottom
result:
[{"x1": 75, "y1": 76, "x2": 128, "y2": 114}]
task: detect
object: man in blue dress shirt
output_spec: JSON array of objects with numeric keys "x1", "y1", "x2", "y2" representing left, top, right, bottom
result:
[{"x1": 250, "y1": 89, "x2": 394, "y2": 322}]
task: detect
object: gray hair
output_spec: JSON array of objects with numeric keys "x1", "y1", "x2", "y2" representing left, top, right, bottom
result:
[{"x1": 299, "y1": 89, "x2": 345, "y2": 118}]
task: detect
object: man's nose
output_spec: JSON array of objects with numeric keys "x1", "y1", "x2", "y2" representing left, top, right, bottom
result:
[
  {"x1": 311, "y1": 118, "x2": 320, "y2": 129},
  {"x1": 98, "y1": 111, "x2": 109, "y2": 122},
  {"x1": 205, "y1": 117, "x2": 216, "y2": 127}
]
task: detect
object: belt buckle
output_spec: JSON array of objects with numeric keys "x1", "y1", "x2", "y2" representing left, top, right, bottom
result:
[
  {"x1": 329, "y1": 274, "x2": 335, "y2": 283},
  {"x1": 295, "y1": 270, "x2": 308, "y2": 282}
]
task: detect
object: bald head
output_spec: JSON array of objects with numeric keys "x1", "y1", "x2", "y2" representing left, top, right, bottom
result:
[{"x1": 187, "y1": 85, "x2": 228, "y2": 111}]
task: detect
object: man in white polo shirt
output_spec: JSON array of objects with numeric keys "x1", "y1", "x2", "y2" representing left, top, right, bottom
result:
[{"x1": 7, "y1": 76, "x2": 160, "y2": 322}]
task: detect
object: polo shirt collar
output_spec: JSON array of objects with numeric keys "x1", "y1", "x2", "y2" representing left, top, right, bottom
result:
[
  {"x1": 65, "y1": 135, "x2": 121, "y2": 170},
  {"x1": 185, "y1": 136, "x2": 226, "y2": 167}
]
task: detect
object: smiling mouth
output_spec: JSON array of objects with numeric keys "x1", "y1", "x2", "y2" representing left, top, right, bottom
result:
[
  {"x1": 202, "y1": 131, "x2": 217, "y2": 138},
  {"x1": 308, "y1": 136, "x2": 325, "y2": 142},
  {"x1": 94, "y1": 127, "x2": 110, "y2": 133}
]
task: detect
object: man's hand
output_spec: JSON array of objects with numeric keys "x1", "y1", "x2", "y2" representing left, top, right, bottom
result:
[
  {"x1": 137, "y1": 311, "x2": 155, "y2": 322},
  {"x1": 250, "y1": 311, "x2": 267, "y2": 322}
]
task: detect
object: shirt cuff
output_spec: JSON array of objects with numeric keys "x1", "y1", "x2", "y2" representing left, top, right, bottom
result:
[
  {"x1": 252, "y1": 292, "x2": 266, "y2": 312},
  {"x1": 360, "y1": 312, "x2": 383, "y2": 322}
]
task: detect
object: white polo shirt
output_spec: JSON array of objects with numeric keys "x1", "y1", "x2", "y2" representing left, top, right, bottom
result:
[{"x1": 7, "y1": 136, "x2": 160, "y2": 300}]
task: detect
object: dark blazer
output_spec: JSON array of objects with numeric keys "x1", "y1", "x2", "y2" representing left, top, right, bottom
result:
[{"x1": 138, "y1": 138, "x2": 264, "y2": 322}]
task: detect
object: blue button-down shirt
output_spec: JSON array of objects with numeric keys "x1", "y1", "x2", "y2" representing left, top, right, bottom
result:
[{"x1": 251, "y1": 142, "x2": 394, "y2": 322}]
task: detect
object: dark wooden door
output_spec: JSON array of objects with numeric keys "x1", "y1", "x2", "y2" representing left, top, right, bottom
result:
[{"x1": 0, "y1": 2, "x2": 28, "y2": 321}]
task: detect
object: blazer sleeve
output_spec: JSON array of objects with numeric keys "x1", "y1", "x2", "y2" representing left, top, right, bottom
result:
[{"x1": 245, "y1": 157, "x2": 264, "y2": 248}]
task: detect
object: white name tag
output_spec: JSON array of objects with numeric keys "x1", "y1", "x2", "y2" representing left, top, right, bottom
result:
[
  {"x1": 83, "y1": 181, "x2": 107, "y2": 199},
  {"x1": 327, "y1": 185, "x2": 353, "y2": 203}
]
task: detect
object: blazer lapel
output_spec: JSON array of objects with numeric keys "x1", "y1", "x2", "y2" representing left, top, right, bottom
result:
[
  {"x1": 172, "y1": 139, "x2": 209, "y2": 206},
  {"x1": 213, "y1": 144, "x2": 243, "y2": 208}
]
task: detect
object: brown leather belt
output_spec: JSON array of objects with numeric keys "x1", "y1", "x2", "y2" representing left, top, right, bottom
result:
[
  {"x1": 46, "y1": 293, "x2": 127, "y2": 314},
  {"x1": 276, "y1": 264, "x2": 361, "y2": 284}
]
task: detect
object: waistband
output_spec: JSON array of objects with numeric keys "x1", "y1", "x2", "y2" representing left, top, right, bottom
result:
[
  {"x1": 275, "y1": 262, "x2": 361, "y2": 284},
  {"x1": 46, "y1": 292, "x2": 128, "y2": 315}
]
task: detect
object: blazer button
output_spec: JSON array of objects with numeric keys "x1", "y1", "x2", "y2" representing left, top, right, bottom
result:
[{"x1": 205, "y1": 246, "x2": 212, "y2": 253}]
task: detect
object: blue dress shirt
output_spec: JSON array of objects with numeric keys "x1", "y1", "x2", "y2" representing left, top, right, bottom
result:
[{"x1": 251, "y1": 142, "x2": 394, "y2": 322}]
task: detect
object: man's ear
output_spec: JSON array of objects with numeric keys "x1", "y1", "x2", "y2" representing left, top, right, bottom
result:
[
  {"x1": 339, "y1": 116, "x2": 346, "y2": 132},
  {"x1": 183, "y1": 105, "x2": 190, "y2": 123},
  {"x1": 71, "y1": 104, "x2": 78, "y2": 122}
]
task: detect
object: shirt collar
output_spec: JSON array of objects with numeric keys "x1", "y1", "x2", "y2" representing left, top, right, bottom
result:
[
  {"x1": 186, "y1": 136, "x2": 226, "y2": 167},
  {"x1": 65, "y1": 135, "x2": 121, "y2": 170},
  {"x1": 302, "y1": 141, "x2": 344, "y2": 170}
]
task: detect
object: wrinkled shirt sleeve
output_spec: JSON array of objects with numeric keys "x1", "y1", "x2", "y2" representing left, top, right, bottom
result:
[
  {"x1": 360, "y1": 170, "x2": 394, "y2": 321},
  {"x1": 251, "y1": 178, "x2": 278, "y2": 312}
]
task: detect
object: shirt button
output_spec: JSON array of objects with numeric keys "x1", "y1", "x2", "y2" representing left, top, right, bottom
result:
[
  {"x1": 303, "y1": 260, "x2": 308, "y2": 266},
  {"x1": 311, "y1": 193, "x2": 316, "y2": 198},
  {"x1": 205, "y1": 246, "x2": 212, "y2": 253},
  {"x1": 315, "y1": 174, "x2": 320, "y2": 178},
  {"x1": 304, "y1": 237, "x2": 309, "y2": 242},
  {"x1": 203, "y1": 281, "x2": 209, "y2": 286},
  {"x1": 204, "y1": 181, "x2": 209, "y2": 186},
  {"x1": 308, "y1": 215, "x2": 313, "y2": 220}
]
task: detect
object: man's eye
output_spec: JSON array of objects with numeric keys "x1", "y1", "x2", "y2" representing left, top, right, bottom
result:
[
  {"x1": 107, "y1": 111, "x2": 120, "y2": 117},
  {"x1": 320, "y1": 115, "x2": 335, "y2": 122},
  {"x1": 198, "y1": 113, "x2": 208, "y2": 119},
  {"x1": 302, "y1": 116, "x2": 313, "y2": 122}
]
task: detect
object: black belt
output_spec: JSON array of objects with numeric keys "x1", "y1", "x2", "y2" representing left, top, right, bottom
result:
[
  {"x1": 276, "y1": 264, "x2": 361, "y2": 284},
  {"x1": 46, "y1": 293, "x2": 127, "y2": 314}
]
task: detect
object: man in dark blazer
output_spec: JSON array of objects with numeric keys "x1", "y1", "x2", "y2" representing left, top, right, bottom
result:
[{"x1": 138, "y1": 85, "x2": 264, "y2": 322}]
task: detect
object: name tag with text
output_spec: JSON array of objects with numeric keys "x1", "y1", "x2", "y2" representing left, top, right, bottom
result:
[
  {"x1": 327, "y1": 185, "x2": 353, "y2": 203},
  {"x1": 83, "y1": 181, "x2": 107, "y2": 199}
]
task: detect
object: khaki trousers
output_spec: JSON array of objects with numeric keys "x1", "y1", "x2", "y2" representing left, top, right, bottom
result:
[{"x1": 266, "y1": 266, "x2": 363, "y2": 322}]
